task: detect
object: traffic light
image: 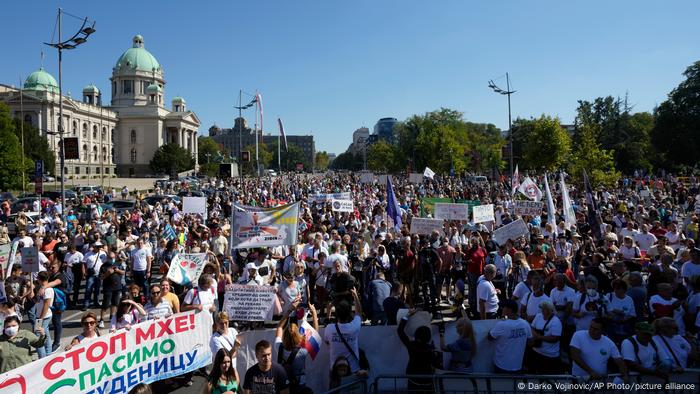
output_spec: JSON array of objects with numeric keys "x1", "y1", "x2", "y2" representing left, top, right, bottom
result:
[{"x1": 241, "y1": 151, "x2": 250, "y2": 162}]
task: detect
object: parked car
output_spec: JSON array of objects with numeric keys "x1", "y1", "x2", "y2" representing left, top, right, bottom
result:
[
  {"x1": 42, "y1": 190, "x2": 78, "y2": 201},
  {"x1": 103, "y1": 199, "x2": 136, "y2": 214},
  {"x1": 177, "y1": 190, "x2": 206, "y2": 198},
  {"x1": 10, "y1": 197, "x2": 51, "y2": 214},
  {"x1": 0, "y1": 192, "x2": 16, "y2": 204},
  {"x1": 43, "y1": 175, "x2": 56, "y2": 182},
  {"x1": 74, "y1": 185, "x2": 102, "y2": 197},
  {"x1": 6, "y1": 212, "x2": 41, "y2": 238}
]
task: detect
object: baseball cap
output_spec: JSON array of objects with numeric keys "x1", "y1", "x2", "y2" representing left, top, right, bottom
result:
[{"x1": 635, "y1": 321, "x2": 654, "y2": 334}]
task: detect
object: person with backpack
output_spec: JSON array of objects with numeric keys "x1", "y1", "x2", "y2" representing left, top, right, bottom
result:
[
  {"x1": 322, "y1": 288, "x2": 366, "y2": 374},
  {"x1": 620, "y1": 322, "x2": 668, "y2": 379},
  {"x1": 274, "y1": 299, "x2": 318, "y2": 394},
  {"x1": 33, "y1": 272, "x2": 54, "y2": 358},
  {"x1": 182, "y1": 274, "x2": 218, "y2": 315}
]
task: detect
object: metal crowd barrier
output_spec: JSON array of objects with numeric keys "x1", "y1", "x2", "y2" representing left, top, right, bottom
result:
[{"x1": 324, "y1": 377, "x2": 369, "y2": 394}]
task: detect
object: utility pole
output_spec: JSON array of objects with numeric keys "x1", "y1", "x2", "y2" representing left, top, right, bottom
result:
[{"x1": 488, "y1": 73, "x2": 516, "y2": 181}]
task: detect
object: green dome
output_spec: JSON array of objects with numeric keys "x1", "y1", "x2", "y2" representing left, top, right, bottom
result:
[
  {"x1": 146, "y1": 83, "x2": 162, "y2": 94},
  {"x1": 24, "y1": 68, "x2": 59, "y2": 93},
  {"x1": 114, "y1": 35, "x2": 162, "y2": 73},
  {"x1": 172, "y1": 96, "x2": 185, "y2": 103},
  {"x1": 83, "y1": 83, "x2": 100, "y2": 93}
]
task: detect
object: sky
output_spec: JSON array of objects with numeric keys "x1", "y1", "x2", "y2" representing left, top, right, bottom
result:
[{"x1": 2, "y1": 1, "x2": 698, "y2": 155}]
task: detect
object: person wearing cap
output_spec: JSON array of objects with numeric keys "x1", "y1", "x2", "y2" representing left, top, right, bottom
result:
[
  {"x1": 477, "y1": 264, "x2": 499, "y2": 320},
  {"x1": 554, "y1": 233, "x2": 572, "y2": 263},
  {"x1": 82, "y1": 241, "x2": 106, "y2": 310},
  {"x1": 487, "y1": 299, "x2": 531, "y2": 373},
  {"x1": 526, "y1": 300, "x2": 562, "y2": 374},
  {"x1": 241, "y1": 263, "x2": 263, "y2": 286},
  {"x1": 620, "y1": 322, "x2": 667, "y2": 379}
]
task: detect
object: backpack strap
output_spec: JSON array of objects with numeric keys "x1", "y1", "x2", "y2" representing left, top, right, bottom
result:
[
  {"x1": 334, "y1": 322, "x2": 359, "y2": 362},
  {"x1": 659, "y1": 336, "x2": 683, "y2": 367},
  {"x1": 630, "y1": 337, "x2": 641, "y2": 364}
]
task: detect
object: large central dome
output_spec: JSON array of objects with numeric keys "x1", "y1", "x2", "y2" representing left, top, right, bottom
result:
[{"x1": 114, "y1": 35, "x2": 162, "y2": 73}]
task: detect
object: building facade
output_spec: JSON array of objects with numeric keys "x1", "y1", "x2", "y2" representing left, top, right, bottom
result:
[
  {"x1": 349, "y1": 127, "x2": 369, "y2": 156},
  {"x1": 0, "y1": 34, "x2": 200, "y2": 178},
  {"x1": 373, "y1": 117, "x2": 397, "y2": 144}
]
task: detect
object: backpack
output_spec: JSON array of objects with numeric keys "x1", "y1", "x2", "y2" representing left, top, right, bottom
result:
[
  {"x1": 51, "y1": 288, "x2": 67, "y2": 313},
  {"x1": 277, "y1": 343, "x2": 301, "y2": 390}
]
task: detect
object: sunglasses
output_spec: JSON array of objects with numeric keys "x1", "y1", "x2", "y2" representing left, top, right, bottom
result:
[
  {"x1": 82, "y1": 320, "x2": 96, "y2": 326},
  {"x1": 151, "y1": 291, "x2": 161, "y2": 295}
]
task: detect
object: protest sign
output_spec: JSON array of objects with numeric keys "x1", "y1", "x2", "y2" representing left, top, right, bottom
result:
[
  {"x1": 166, "y1": 253, "x2": 207, "y2": 286},
  {"x1": 20, "y1": 247, "x2": 39, "y2": 272},
  {"x1": 182, "y1": 196, "x2": 207, "y2": 216},
  {"x1": 408, "y1": 173, "x2": 423, "y2": 183},
  {"x1": 410, "y1": 218, "x2": 444, "y2": 235},
  {"x1": 359, "y1": 173, "x2": 375, "y2": 184},
  {"x1": 472, "y1": 204, "x2": 495, "y2": 223},
  {"x1": 0, "y1": 243, "x2": 12, "y2": 279},
  {"x1": 232, "y1": 202, "x2": 300, "y2": 249},
  {"x1": 309, "y1": 192, "x2": 352, "y2": 204},
  {"x1": 377, "y1": 175, "x2": 389, "y2": 185},
  {"x1": 0, "y1": 311, "x2": 212, "y2": 394},
  {"x1": 420, "y1": 198, "x2": 452, "y2": 217},
  {"x1": 224, "y1": 284, "x2": 277, "y2": 321},
  {"x1": 513, "y1": 200, "x2": 544, "y2": 216},
  {"x1": 454, "y1": 199, "x2": 481, "y2": 215},
  {"x1": 492, "y1": 218, "x2": 530, "y2": 246},
  {"x1": 331, "y1": 199, "x2": 354, "y2": 213},
  {"x1": 434, "y1": 203, "x2": 469, "y2": 221}
]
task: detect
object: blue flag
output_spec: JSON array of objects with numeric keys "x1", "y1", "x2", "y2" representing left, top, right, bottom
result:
[
  {"x1": 386, "y1": 176, "x2": 402, "y2": 230},
  {"x1": 164, "y1": 223, "x2": 176, "y2": 241}
]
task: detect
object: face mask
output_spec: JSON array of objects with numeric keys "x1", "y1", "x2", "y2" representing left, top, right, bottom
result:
[{"x1": 4, "y1": 326, "x2": 18, "y2": 337}]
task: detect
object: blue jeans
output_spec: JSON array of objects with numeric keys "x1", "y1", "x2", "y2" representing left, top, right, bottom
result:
[
  {"x1": 84, "y1": 275, "x2": 101, "y2": 308},
  {"x1": 35, "y1": 317, "x2": 53, "y2": 358}
]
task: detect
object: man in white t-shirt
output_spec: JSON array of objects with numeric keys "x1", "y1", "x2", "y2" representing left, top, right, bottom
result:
[
  {"x1": 549, "y1": 274, "x2": 575, "y2": 325},
  {"x1": 488, "y1": 299, "x2": 532, "y2": 373},
  {"x1": 621, "y1": 322, "x2": 666, "y2": 379},
  {"x1": 323, "y1": 289, "x2": 364, "y2": 373},
  {"x1": 130, "y1": 238, "x2": 153, "y2": 297},
  {"x1": 527, "y1": 301, "x2": 562, "y2": 374},
  {"x1": 681, "y1": 248, "x2": 700, "y2": 288},
  {"x1": 570, "y1": 318, "x2": 628, "y2": 380},
  {"x1": 477, "y1": 264, "x2": 499, "y2": 319},
  {"x1": 634, "y1": 225, "x2": 657, "y2": 252},
  {"x1": 652, "y1": 317, "x2": 691, "y2": 371},
  {"x1": 64, "y1": 243, "x2": 84, "y2": 307},
  {"x1": 520, "y1": 275, "x2": 550, "y2": 322},
  {"x1": 35, "y1": 271, "x2": 54, "y2": 359},
  {"x1": 82, "y1": 242, "x2": 106, "y2": 310},
  {"x1": 326, "y1": 243, "x2": 349, "y2": 274},
  {"x1": 182, "y1": 274, "x2": 218, "y2": 315}
]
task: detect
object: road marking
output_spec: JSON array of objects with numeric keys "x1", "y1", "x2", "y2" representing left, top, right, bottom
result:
[{"x1": 62, "y1": 311, "x2": 84, "y2": 322}]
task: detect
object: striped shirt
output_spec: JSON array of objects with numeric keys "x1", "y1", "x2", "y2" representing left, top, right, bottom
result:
[{"x1": 144, "y1": 299, "x2": 173, "y2": 320}]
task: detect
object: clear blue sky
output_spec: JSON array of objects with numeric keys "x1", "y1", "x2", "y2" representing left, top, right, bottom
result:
[{"x1": 3, "y1": 1, "x2": 698, "y2": 155}]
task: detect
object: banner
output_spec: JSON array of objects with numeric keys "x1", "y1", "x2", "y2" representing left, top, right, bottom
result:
[
  {"x1": 224, "y1": 284, "x2": 277, "y2": 321},
  {"x1": 544, "y1": 173, "x2": 557, "y2": 237},
  {"x1": 513, "y1": 200, "x2": 543, "y2": 216},
  {"x1": 434, "y1": 203, "x2": 469, "y2": 221},
  {"x1": 560, "y1": 173, "x2": 576, "y2": 229},
  {"x1": 309, "y1": 192, "x2": 351, "y2": 204},
  {"x1": 0, "y1": 244, "x2": 12, "y2": 279},
  {"x1": 409, "y1": 218, "x2": 445, "y2": 235},
  {"x1": 182, "y1": 197, "x2": 207, "y2": 216},
  {"x1": 330, "y1": 199, "x2": 353, "y2": 213},
  {"x1": 232, "y1": 202, "x2": 300, "y2": 249},
  {"x1": 359, "y1": 173, "x2": 375, "y2": 184},
  {"x1": 492, "y1": 218, "x2": 530, "y2": 246},
  {"x1": 166, "y1": 253, "x2": 207, "y2": 286},
  {"x1": 472, "y1": 204, "x2": 495, "y2": 223},
  {"x1": 377, "y1": 175, "x2": 389, "y2": 185},
  {"x1": 423, "y1": 167, "x2": 435, "y2": 179},
  {"x1": 419, "y1": 198, "x2": 452, "y2": 217},
  {"x1": 408, "y1": 173, "x2": 423, "y2": 184},
  {"x1": 0, "y1": 311, "x2": 212, "y2": 394},
  {"x1": 20, "y1": 247, "x2": 39, "y2": 273}
]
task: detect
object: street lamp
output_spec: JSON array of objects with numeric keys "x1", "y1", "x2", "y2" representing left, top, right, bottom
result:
[
  {"x1": 44, "y1": 8, "x2": 96, "y2": 222},
  {"x1": 488, "y1": 73, "x2": 516, "y2": 182}
]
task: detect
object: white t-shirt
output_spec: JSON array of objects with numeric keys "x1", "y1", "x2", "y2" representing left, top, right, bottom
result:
[
  {"x1": 549, "y1": 286, "x2": 576, "y2": 324},
  {"x1": 130, "y1": 247, "x2": 152, "y2": 272},
  {"x1": 653, "y1": 335, "x2": 690, "y2": 369},
  {"x1": 606, "y1": 293, "x2": 636, "y2": 319},
  {"x1": 681, "y1": 261, "x2": 700, "y2": 282},
  {"x1": 634, "y1": 232, "x2": 657, "y2": 252},
  {"x1": 512, "y1": 282, "x2": 530, "y2": 302},
  {"x1": 210, "y1": 327, "x2": 239, "y2": 364},
  {"x1": 488, "y1": 318, "x2": 532, "y2": 371},
  {"x1": 520, "y1": 292, "x2": 551, "y2": 320},
  {"x1": 64, "y1": 251, "x2": 84, "y2": 268},
  {"x1": 35, "y1": 287, "x2": 54, "y2": 320},
  {"x1": 621, "y1": 336, "x2": 658, "y2": 370},
  {"x1": 184, "y1": 286, "x2": 218, "y2": 312},
  {"x1": 323, "y1": 315, "x2": 362, "y2": 373},
  {"x1": 573, "y1": 292, "x2": 601, "y2": 331},
  {"x1": 570, "y1": 331, "x2": 620, "y2": 377},
  {"x1": 476, "y1": 277, "x2": 499, "y2": 314},
  {"x1": 326, "y1": 253, "x2": 350, "y2": 273},
  {"x1": 531, "y1": 313, "x2": 562, "y2": 358},
  {"x1": 83, "y1": 251, "x2": 106, "y2": 275}
]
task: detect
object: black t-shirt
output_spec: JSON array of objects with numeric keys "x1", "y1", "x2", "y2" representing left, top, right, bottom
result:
[
  {"x1": 49, "y1": 271, "x2": 69, "y2": 292},
  {"x1": 243, "y1": 363, "x2": 289, "y2": 394},
  {"x1": 53, "y1": 242, "x2": 70, "y2": 263},
  {"x1": 99, "y1": 261, "x2": 122, "y2": 291}
]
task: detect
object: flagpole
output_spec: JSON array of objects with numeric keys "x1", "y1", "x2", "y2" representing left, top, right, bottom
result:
[
  {"x1": 238, "y1": 89, "x2": 243, "y2": 180},
  {"x1": 278, "y1": 131, "x2": 281, "y2": 174},
  {"x1": 255, "y1": 91, "x2": 259, "y2": 178}
]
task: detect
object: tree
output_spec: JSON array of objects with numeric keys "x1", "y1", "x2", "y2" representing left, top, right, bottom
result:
[
  {"x1": 12, "y1": 118, "x2": 55, "y2": 177},
  {"x1": 241, "y1": 143, "x2": 273, "y2": 174},
  {"x1": 269, "y1": 141, "x2": 309, "y2": 172},
  {"x1": 651, "y1": 61, "x2": 700, "y2": 170},
  {"x1": 149, "y1": 143, "x2": 194, "y2": 176},
  {"x1": 197, "y1": 136, "x2": 224, "y2": 176},
  {"x1": 568, "y1": 123, "x2": 620, "y2": 187},
  {"x1": 315, "y1": 151, "x2": 330, "y2": 171},
  {"x1": 330, "y1": 151, "x2": 363, "y2": 171},
  {"x1": 519, "y1": 115, "x2": 571, "y2": 172},
  {"x1": 0, "y1": 104, "x2": 30, "y2": 190},
  {"x1": 367, "y1": 140, "x2": 401, "y2": 173}
]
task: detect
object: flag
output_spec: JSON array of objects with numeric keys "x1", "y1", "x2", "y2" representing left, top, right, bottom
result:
[
  {"x1": 386, "y1": 176, "x2": 402, "y2": 231},
  {"x1": 560, "y1": 172, "x2": 576, "y2": 230},
  {"x1": 299, "y1": 320, "x2": 322, "y2": 360},
  {"x1": 543, "y1": 173, "x2": 557, "y2": 238},
  {"x1": 234, "y1": 96, "x2": 257, "y2": 110},
  {"x1": 511, "y1": 164, "x2": 520, "y2": 195},
  {"x1": 423, "y1": 167, "x2": 435, "y2": 179},
  {"x1": 164, "y1": 223, "x2": 176, "y2": 241},
  {"x1": 518, "y1": 176, "x2": 543, "y2": 202},
  {"x1": 583, "y1": 169, "x2": 602, "y2": 240},
  {"x1": 278, "y1": 118, "x2": 288, "y2": 151},
  {"x1": 255, "y1": 92, "x2": 264, "y2": 132}
]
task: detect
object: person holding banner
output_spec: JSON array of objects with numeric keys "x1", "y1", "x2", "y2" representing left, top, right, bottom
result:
[
  {"x1": 0, "y1": 315, "x2": 46, "y2": 373},
  {"x1": 65, "y1": 312, "x2": 101, "y2": 351}
]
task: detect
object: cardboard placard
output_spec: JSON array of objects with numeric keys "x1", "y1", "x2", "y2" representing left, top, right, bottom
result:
[
  {"x1": 409, "y1": 218, "x2": 444, "y2": 235},
  {"x1": 434, "y1": 203, "x2": 469, "y2": 221},
  {"x1": 472, "y1": 204, "x2": 495, "y2": 223}
]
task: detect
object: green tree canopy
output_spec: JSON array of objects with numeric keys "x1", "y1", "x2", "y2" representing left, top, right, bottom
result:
[
  {"x1": 315, "y1": 151, "x2": 330, "y2": 171},
  {"x1": 651, "y1": 61, "x2": 700, "y2": 170},
  {"x1": 197, "y1": 136, "x2": 224, "y2": 176},
  {"x1": 241, "y1": 143, "x2": 273, "y2": 175},
  {"x1": 149, "y1": 143, "x2": 194, "y2": 176},
  {"x1": 517, "y1": 115, "x2": 571, "y2": 172},
  {"x1": 0, "y1": 104, "x2": 29, "y2": 190},
  {"x1": 568, "y1": 123, "x2": 620, "y2": 187},
  {"x1": 367, "y1": 140, "x2": 401, "y2": 173},
  {"x1": 330, "y1": 151, "x2": 363, "y2": 171},
  {"x1": 270, "y1": 141, "x2": 309, "y2": 172}
]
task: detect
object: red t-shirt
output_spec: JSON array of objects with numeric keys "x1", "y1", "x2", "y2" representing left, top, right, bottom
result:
[{"x1": 466, "y1": 247, "x2": 486, "y2": 275}]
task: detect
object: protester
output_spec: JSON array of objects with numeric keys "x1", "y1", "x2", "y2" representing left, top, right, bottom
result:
[
  {"x1": 526, "y1": 301, "x2": 562, "y2": 374},
  {"x1": 620, "y1": 322, "x2": 667, "y2": 379},
  {"x1": 205, "y1": 348, "x2": 240, "y2": 394},
  {"x1": 439, "y1": 313, "x2": 476, "y2": 373},
  {"x1": 488, "y1": 299, "x2": 532, "y2": 373},
  {"x1": 211, "y1": 311, "x2": 241, "y2": 364},
  {"x1": 242, "y1": 340, "x2": 290, "y2": 394},
  {"x1": 0, "y1": 315, "x2": 46, "y2": 373},
  {"x1": 570, "y1": 318, "x2": 629, "y2": 381},
  {"x1": 274, "y1": 301, "x2": 318, "y2": 393},
  {"x1": 65, "y1": 312, "x2": 100, "y2": 351}
]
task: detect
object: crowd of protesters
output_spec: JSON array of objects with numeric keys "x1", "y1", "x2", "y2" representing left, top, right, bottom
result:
[{"x1": 0, "y1": 170, "x2": 699, "y2": 392}]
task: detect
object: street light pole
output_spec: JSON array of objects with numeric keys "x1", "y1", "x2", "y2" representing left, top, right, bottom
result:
[
  {"x1": 44, "y1": 8, "x2": 96, "y2": 222},
  {"x1": 488, "y1": 73, "x2": 516, "y2": 181}
]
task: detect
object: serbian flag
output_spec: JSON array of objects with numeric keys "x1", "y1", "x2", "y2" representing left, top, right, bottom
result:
[
  {"x1": 278, "y1": 118, "x2": 288, "y2": 151},
  {"x1": 299, "y1": 320, "x2": 322, "y2": 360}
]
